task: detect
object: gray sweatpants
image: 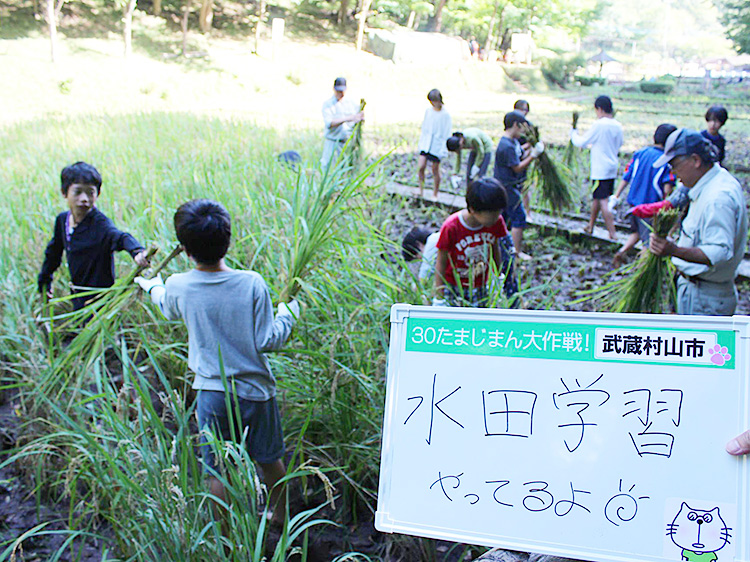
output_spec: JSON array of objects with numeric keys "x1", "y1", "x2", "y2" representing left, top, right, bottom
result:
[{"x1": 676, "y1": 275, "x2": 737, "y2": 316}]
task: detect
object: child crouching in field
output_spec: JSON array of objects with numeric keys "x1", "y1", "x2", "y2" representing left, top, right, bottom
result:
[
  {"x1": 134, "y1": 199, "x2": 299, "y2": 525},
  {"x1": 38, "y1": 161, "x2": 149, "y2": 310},
  {"x1": 433, "y1": 178, "x2": 517, "y2": 307}
]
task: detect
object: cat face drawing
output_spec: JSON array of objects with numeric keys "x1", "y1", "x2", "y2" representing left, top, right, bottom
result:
[{"x1": 666, "y1": 503, "x2": 732, "y2": 562}]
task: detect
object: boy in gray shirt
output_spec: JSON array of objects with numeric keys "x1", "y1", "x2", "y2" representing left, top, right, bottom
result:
[{"x1": 135, "y1": 199, "x2": 299, "y2": 525}]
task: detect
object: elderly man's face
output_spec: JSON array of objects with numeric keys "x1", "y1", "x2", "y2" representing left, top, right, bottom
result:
[{"x1": 669, "y1": 154, "x2": 705, "y2": 188}]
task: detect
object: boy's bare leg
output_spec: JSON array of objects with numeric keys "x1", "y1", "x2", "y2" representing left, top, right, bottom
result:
[
  {"x1": 512, "y1": 227, "x2": 524, "y2": 257},
  {"x1": 432, "y1": 161, "x2": 441, "y2": 198},
  {"x1": 614, "y1": 233, "x2": 639, "y2": 266},
  {"x1": 586, "y1": 199, "x2": 600, "y2": 234},
  {"x1": 417, "y1": 155, "x2": 427, "y2": 198},
  {"x1": 600, "y1": 201, "x2": 617, "y2": 240},
  {"x1": 260, "y1": 459, "x2": 287, "y2": 526},
  {"x1": 208, "y1": 475, "x2": 232, "y2": 543}
]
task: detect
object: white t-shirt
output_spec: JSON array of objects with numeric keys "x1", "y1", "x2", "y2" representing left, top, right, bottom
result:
[
  {"x1": 570, "y1": 117, "x2": 623, "y2": 180},
  {"x1": 418, "y1": 232, "x2": 440, "y2": 280},
  {"x1": 417, "y1": 107, "x2": 452, "y2": 159},
  {"x1": 322, "y1": 95, "x2": 358, "y2": 141}
]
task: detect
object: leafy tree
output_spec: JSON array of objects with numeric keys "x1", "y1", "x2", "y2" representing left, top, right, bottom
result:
[{"x1": 715, "y1": 0, "x2": 750, "y2": 53}]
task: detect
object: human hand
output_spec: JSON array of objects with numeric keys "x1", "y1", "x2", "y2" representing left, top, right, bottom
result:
[
  {"x1": 134, "y1": 251, "x2": 150, "y2": 268},
  {"x1": 278, "y1": 300, "x2": 301, "y2": 318},
  {"x1": 726, "y1": 430, "x2": 750, "y2": 455},
  {"x1": 352, "y1": 111, "x2": 365, "y2": 123},
  {"x1": 470, "y1": 165, "x2": 480, "y2": 179},
  {"x1": 134, "y1": 273, "x2": 164, "y2": 293},
  {"x1": 649, "y1": 233, "x2": 674, "y2": 257},
  {"x1": 607, "y1": 195, "x2": 619, "y2": 213},
  {"x1": 530, "y1": 141, "x2": 545, "y2": 158}
]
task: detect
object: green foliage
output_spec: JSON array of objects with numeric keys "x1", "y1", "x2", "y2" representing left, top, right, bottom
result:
[
  {"x1": 715, "y1": 0, "x2": 750, "y2": 53},
  {"x1": 540, "y1": 53, "x2": 586, "y2": 87},
  {"x1": 576, "y1": 75, "x2": 606, "y2": 86},
  {"x1": 639, "y1": 81, "x2": 675, "y2": 94},
  {"x1": 502, "y1": 64, "x2": 549, "y2": 90}
]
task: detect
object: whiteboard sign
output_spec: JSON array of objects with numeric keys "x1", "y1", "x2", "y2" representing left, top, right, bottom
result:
[{"x1": 376, "y1": 305, "x2": 750, "y2": 562}]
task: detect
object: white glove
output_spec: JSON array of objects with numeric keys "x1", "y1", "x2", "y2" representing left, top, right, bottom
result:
[
  {"x1": 277, "y1": 300, "x2": 300, "y2": 319},
  {"x1": 530, "y1": 141, "x2": 545, "y2": 158},
  {"x1": 134, "y1": 274, "x2": 163, "y2": 294},
  {"x1": 134, "y1": 274, "x2": 165, "y2": 307},
  {"x1": 470, "y1": 165, "x2": 480, "y2": 179},
  {"x1": 431, "y1": 297, "x2": 447, "y2": 307},
  {"x1": 450, "y1": 175, "x2": 462, "y2": 189},
  {"x1": 608, "y1": 195, "x2": 619, "y2": 213}
]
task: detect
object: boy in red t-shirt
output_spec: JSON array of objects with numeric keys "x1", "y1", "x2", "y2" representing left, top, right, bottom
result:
[{"x1": 434, "y1": 177, "x2": 517, "y2": 307}]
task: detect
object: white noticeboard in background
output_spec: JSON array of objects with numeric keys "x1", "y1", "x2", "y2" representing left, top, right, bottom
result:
[{"x1": 376, "y1": 305, "x2": 750, "y2": 562}]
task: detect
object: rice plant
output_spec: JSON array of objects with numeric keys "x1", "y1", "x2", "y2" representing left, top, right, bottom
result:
[
  {"x1": 524, "y1": 124, "x2": 575, "y2": 214},
  {"x1": 575, "y1": 207, "x2": 682, "y2": 313}
]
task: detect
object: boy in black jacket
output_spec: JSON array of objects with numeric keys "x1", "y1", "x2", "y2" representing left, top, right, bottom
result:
[{"x1": 38, "y1": 162, "x2": 149, "y2": 309}]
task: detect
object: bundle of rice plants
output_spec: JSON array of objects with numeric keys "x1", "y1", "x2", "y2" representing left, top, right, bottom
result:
[
  {"x1": 524, "y1": 124, "x2": 574, "y2": 214},
  {"x1": 350, "y1": 98, "x2": 367, "y2": 167},
  {"x1": 270, "y1": 153, "x2": 382, "y2": 302},
  {"x1": 575, "y1": 207, "x2": 682, "y2": 313},
  {"x1": 564, "y1": 111, "x2": 579, "y2": 167},
  {"x1": 38, "y1": 245, "x2": 183, "y2": 407}
]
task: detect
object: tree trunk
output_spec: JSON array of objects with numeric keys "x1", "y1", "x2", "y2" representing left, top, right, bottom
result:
[
  {"x1": 406, "y1": 10, "x2": 415, "y2": 28},
  {"x1": 46, "y1": 0, "x2": 57, "y2": 62},
  {"x1": 254, "y1": 0, "x2": 265, "y2": 53},
  {"x1": 484, "y1": 0, "x2": 503, "y2": 52},
  {"x1": 355, "y1": 0, "x2": 371, "y2": 51},
  {"x1": 198, "y1": 0, "x2": 213, "y2": 33},
  {"x1": 337, "y1": 0, "x2": 348, "y2": 27},
  {"x1": 123, "y1": 0, "x2": 137, "y2": 57},
  {"x1": 431, "y1": 0, "x2": 446, "y2": 32},
  {"x1": 181, "y1": 0, "x2": 191, "y2": 56},
  {"x1": 153, "y1": 0, "x2": 161, "y2": 15}
]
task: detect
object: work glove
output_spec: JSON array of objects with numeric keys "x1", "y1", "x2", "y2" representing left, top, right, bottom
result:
[
  {"x1": 607, "y1": 195, "x2": 619, "y2": 213},
  {"x1": 630, "y1": 200, "x2": 673, "y2": 219},
  {"x1": 470, "y1": 165, "x2": 480, "y2": 179},
  {"x1": 134, "y1": 274, "x2": 165, "y2": 307},
  {"x1": 431, "y1": 297, "x2": 447, "y2": 307},
  {"x1": 134, "y1": 274, "x2": 163, "y2": 294},
  {"x1": 277, "y1": 300, "x2": 300, "y2": 318},
  {"x1": 450, "y1": 175, "x2": 462, "y2": 189},
  {"x1": 530, "y1": 141, "x2": 545, "y2": 158}
]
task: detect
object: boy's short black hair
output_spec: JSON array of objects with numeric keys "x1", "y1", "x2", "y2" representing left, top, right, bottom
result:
[
  {"x1": 594, "y1": 95, "x2": 613, "y2": 114},
  {"x1": 513, "y1": 99, "x2": 530, "y2": 112},
  {"x1": 61, "y1": 162, "x2": 102, "y2": 195},
  {"x1": 427, "y1": 89, "x2": 443, "y2": 104},
  {"x1": 654, "y1": 123, "x2": 677, "y2": 146},
  {"x1": 402, "y1": 226, "x2": 432, "y2": 261},
  {"x1": 503, "y1": 111, "x2": 527, "y2": 130},
  {"x1": 705, "y1": 105, "x2": 728, "y2": 125},
  {"x1": 174, "y1": 199, "x2": 232, "y2": 265},
  {"x1": 466, "y1": 177, "x2": 507, "y2": 213},
  {"x1": 446, "y1": 133, "x2": 463, "y2": 152}
]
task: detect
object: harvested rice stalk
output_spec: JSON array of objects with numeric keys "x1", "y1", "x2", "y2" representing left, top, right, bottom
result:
[
  {"x1": 524, "y1": 124, "x2": 574, "y2": 214},
  {"x1": 564, "y1": 111, "x2": 579, "y2": 168},
  {"x1": 40, "y1": 245, "x2": 183, "y2": 405},
  {"x1": 577, "y1": 207, "x2": 682, "y2": 313},
  {"x1": 351, "y1": 98, "x2": 367, "y2": 166}
]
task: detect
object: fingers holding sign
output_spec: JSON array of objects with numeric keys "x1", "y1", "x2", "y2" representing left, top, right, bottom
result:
[{"x1": 726, "y1": 429, "x2": 750, "y2": 455}]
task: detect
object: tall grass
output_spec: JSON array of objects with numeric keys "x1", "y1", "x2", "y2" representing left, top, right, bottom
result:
[{"x1": 0, "y1": 112, "x2": 455, "y2": 559}]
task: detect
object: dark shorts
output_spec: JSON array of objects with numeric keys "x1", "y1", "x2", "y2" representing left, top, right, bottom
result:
[
  {"x1": 420, "y1": 151, "x2": 441, "y2": 163},
  {"x1": 196, "y1": 391, "x2": 285, "y2": 473},
  {"x1": 628, "y1": 214, "x2": 652, "y2": 244},
  {"x1": 591, "y1": 178, "x2": 615, "y2": 199},
  {"x1": 504, "y1": 200, "x2": 527, "y2": 229}
]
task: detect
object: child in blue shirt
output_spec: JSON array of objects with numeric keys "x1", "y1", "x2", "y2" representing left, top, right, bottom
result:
[{"x1": 612, "y1": 124, "x2": 676, "y2": 266}]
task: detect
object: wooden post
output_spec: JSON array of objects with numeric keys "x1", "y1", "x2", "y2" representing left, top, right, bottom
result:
[
  {"x1": 355, "y1": 0, "x2": 371, "y2": 52},
  {"x1": 181, "y1": 0, "x2": 191, "y2": 56},
  {"x1": 46, "y1": 0, "x2": 57, "y2": 62},
  {"x1": 254, "y1": 0, "x2": 265, "y2": 54},
  {"x1": 123, "y1": 0, "x2": 137, "y2": 57}
]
